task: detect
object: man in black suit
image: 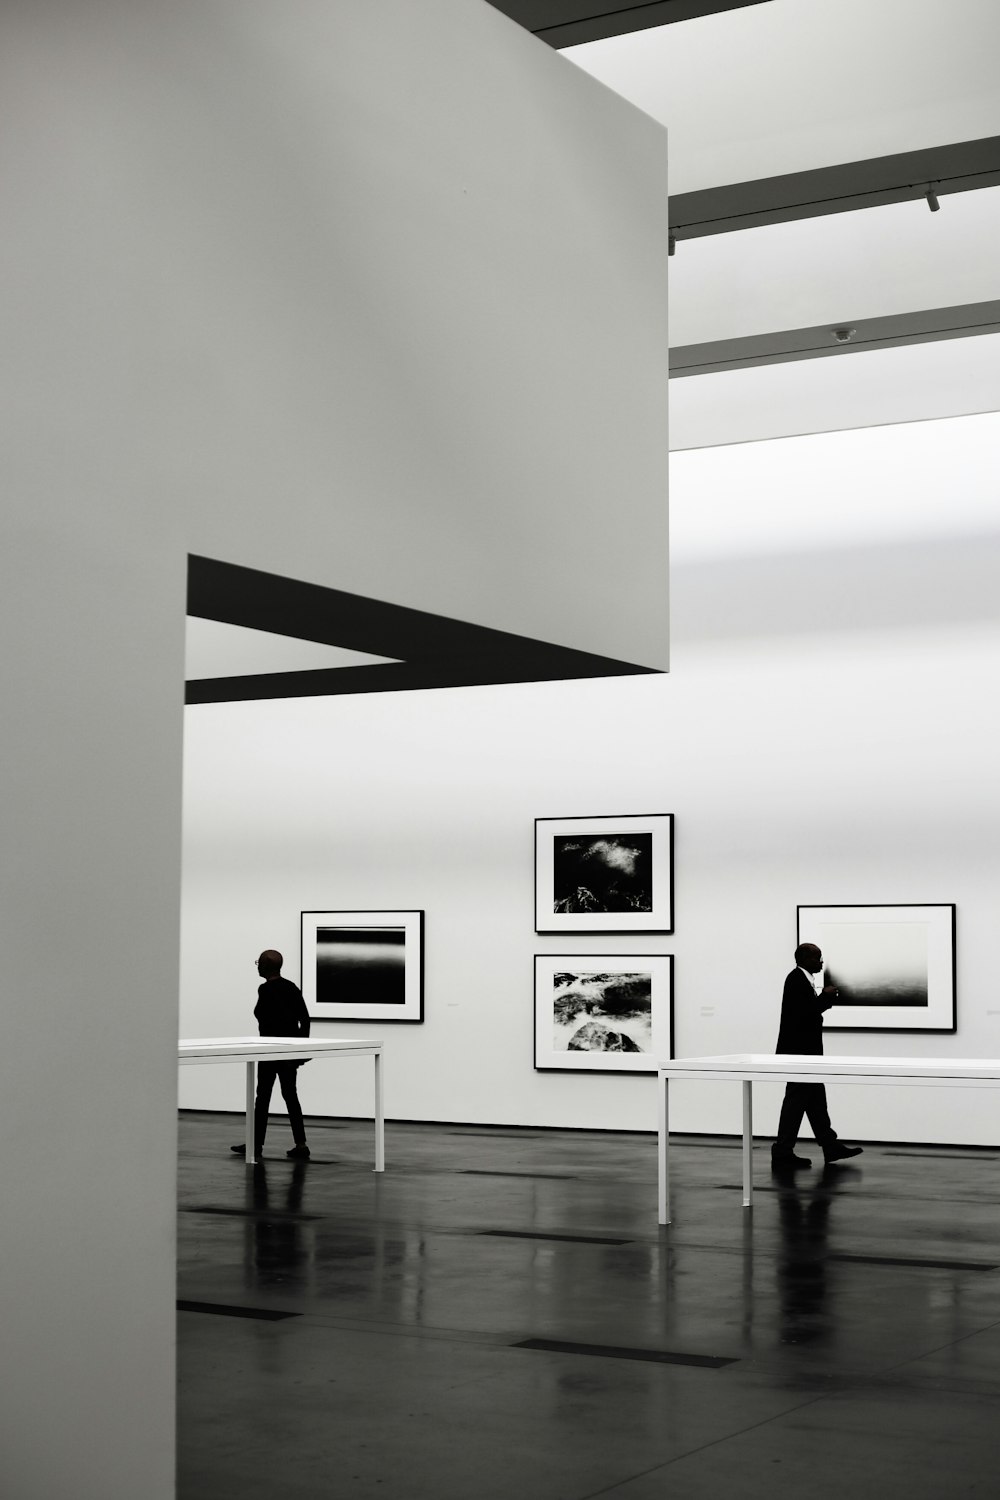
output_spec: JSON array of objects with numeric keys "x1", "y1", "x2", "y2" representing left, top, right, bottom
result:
[
  {"x1": 773, "y1": 942, "x2": 863, "y2": 1169},
  {"x1": 231, "y1": 949, "x2": 312, "y2": 1160}
]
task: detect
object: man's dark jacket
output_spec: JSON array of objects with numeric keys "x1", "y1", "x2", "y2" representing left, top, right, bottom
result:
[
  {"x1": 254, "y1": 976, "x2": 311, "y2": 1039},
  {"x1": 775, "y1": 968, "x2": 834, "y2": 1055}
]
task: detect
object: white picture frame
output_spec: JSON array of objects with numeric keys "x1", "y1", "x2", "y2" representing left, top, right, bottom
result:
[
  {"x1": 797, "y1": 903, "x2": 956, "y2": 1033},
  {"x1": 534, "y1": 954, "x2": 674, "y2": 1074},
  {"x1": 300, "y1": 910, "x2": 424, "y2": 1024},
  {"x1": 534, "y1": 813, "x2": 674, "y2": 934}
]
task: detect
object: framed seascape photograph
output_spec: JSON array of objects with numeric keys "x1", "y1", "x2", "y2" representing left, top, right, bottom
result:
[
  {"x1": 534, "y1": 955, "x2": 674, "y2": 1074},
  {"x1": 534, "y1": 814, "x2": 674, "y2": 934},
  {"x1": 797, "y1": 904, "x2": 956, "y2": 1033},
  {"x1": 300, "y1": 910, "x2": 424, "y2": 1024}
]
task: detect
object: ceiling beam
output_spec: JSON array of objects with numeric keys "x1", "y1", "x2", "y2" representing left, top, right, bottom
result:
[
  {"x1": 186, "y1": 555, "x2": 657, "y2": 702},
  {"x1": 670, "y1": 301, "x2": 1000, "y2": 377},
  {"x1": 488, "y1": 1, "x2": 770, "y2": 49},
  {"x1": 671, "y1": 136, "x2": 1000, "y2": 241}
]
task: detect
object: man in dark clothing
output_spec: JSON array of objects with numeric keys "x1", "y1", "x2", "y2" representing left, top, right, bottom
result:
[
  {"x1": 773, "y1": 942, "x2": 863, "y2": 1169},
  {"x1": 231, "y1": 950, "x2": 312, "y2": 1160}
]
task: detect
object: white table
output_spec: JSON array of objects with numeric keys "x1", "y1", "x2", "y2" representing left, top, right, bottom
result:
[
  {"x1": 179, "y1": 1036, "x2": 384, "y2": 1168},
  {"x1": 657, "y1": 1053, "x2": 1000, "y2": 1224}
]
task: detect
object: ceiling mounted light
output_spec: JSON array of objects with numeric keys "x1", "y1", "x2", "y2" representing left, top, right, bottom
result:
[
  {"x1": 926, "y1": 184, "x2": 940, "y2": 212},
  {"x1": 831, "y1": 327, "x2": 857, "y2": 344}
]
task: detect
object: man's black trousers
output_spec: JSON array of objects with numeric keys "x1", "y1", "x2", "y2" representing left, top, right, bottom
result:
[
  {"x1": 254, "y1": 1061, "x2": 306, "y2": 1152},
  {"x1": 775, "y1": 1082, "x2": 838, "y2": 1157}
]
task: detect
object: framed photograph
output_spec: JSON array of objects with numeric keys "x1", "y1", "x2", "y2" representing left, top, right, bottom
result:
[
  {"x1": 300, "y1": 910, "x2": 424, "y2": 1024},
  {"x1": 534, "y1": 814, "x2": 674, "y2": 934},
  {"x1": 797, "y1": 904, "x2": 956, "y2": 1033},
  {"x1": 534, "y1": 954, "x2": 674, "y2": 1074}
]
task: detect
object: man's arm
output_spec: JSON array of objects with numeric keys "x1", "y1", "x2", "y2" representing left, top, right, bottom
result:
[
  {"x1": 789, "y1": 969, "x2": 834, "y2": 1018},
  {"x1": 296, "y1": 987, "x2": 311, "y2": 1039}
]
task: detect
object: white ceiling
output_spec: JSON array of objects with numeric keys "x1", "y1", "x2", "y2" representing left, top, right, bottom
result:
[
  {"x1": 564, "y1": 0, "x2": 1000, "y2": 451},
  {"x1": 669, "y1": 187, "x2": 1000, "y2": 347},
  {"x1": 565, "y1": 0, "x2": 1000, "y2": 193},
  {"x1": 185, "y1": 617, "x2": 397, "y2": 679},
  {"x1": 670, "y1": 330, "x2": 1000, "y2": 450}
]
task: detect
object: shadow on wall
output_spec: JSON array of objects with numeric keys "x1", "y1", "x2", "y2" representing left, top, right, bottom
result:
[{"x1": 671, "y1": 533, "x2": 1000, "y2": 642}]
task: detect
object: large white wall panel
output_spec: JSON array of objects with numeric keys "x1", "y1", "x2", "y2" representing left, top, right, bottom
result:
[
  {"x1": 34, "y1": 0, "x2": 667, "y2": 667},
  {"x1": 0, "y1": 3, "x2": 668, "y2": 1493},
  {"x1": 567, "y1": 0, "x2": 1000, "y2": 191},
  {"x1": 181, "y1": 415, "x2": 1000, "y2": 1148}
]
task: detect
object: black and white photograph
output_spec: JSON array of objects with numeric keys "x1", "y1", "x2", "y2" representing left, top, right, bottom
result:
[
  {"x1": 798, "y1": 904, "x2": 956, "y2": 1033},
  {"x1": 535, "y1": 814, "x2": 674, "y2": 933},
  {"x1": 300, "y1": 910, "x2": 424, "y2": 1023},
  {"x1": 534, "y1": 954, "x2": 674, "y2": 1073}
]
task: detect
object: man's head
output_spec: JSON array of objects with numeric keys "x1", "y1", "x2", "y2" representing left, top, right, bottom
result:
[
  {"x1": 257, "y1": 949, "x2": 283, "y2": 979},
  {"x1": 794, "y1": 942, "x2": 823, "y2": 974}
]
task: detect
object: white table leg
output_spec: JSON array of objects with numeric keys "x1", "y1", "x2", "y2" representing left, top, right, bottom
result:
[
  {"x1": 373, "y1": 1050, "x2": 385, "y2": 1173},
  {"x1": 245, "y1": 1061, "x2": 256, "y2": 1164},
  {"x1": 658, "y1": 1075, "x2": 670, "y2": 1225},
  {"x1": 742, "y1": 1079, "x2": 753, "y2": 1210}
]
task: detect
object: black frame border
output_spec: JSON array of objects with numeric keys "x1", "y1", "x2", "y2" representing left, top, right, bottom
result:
[
  {"x1": 797, "y1": 902, "x2": 957, "y2": 1035},
  {"x1": 533, "y1": 953, "x2": 675, "y2": 1075},
  {"x1": 534, "y1": 813, "x2": 675, "y2": 935}
]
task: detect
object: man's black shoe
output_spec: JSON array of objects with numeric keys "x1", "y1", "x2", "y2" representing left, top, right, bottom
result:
[
  {"x1": 771, "y1": 1151, "x2": 811, "y2": 1169},
  {"x1": 286, "y1": 1145, "x2": 311, "y2": 1160},
  {"x1": 824, "y1": 1143, "x2": 863, "y2": 1162},
  {"x1": 230, "y1": 1144, "x2": 263, "y2": 1157}
]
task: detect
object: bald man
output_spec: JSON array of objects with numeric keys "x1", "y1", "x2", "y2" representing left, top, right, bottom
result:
[
  {"x1": 231, "y1": 950, "x2": 312, "y2": 1160},
  {"x1": 772, "y1": 942, "x2": 863, "y2": 1169}
]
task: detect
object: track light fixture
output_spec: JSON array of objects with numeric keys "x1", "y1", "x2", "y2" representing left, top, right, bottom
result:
[
  {"x1": 831, "y1": 327, "x2": 857, "y2": 344},
  {"x1": 668, "y1": 232, "x2": 676, "y2": 256},
  {"x1": 926, "y1": 184, "x2": 940, "y2": 212}
]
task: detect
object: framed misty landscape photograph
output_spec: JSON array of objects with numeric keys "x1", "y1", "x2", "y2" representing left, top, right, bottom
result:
[
  {"x1": 797, "y1": 904, "x2": 956, "y2": 1033},
  {"x1": 534, "y1": 955, "x2": 674, "y2": 1074},
  {"x1": 300, "y1": 910, "x2": 424, "y2": 1024},
  {"x1": 534, "y1": 814, "x2": 674, "y2": 934}
]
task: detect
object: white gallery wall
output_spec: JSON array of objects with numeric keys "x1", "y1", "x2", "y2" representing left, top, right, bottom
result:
[
  {"x1": 181, "y1": 410, "x2": 1000, "y2": 1147},
  {"x1": 0, "y1": 4, "x2": 669, "y2": 1495}
]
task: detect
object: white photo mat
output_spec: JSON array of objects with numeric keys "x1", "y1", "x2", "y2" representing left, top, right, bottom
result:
[
  {"x1": 534, "y1": 814, "x2": 674, "y2": 934},
  {"x1": 534, "y1": 953, "x2": 674, "y2": 1074},
  {"x1": 798, "y1": 903, "x2": 955, "y2": 1033},
  {"x1": 300, "y1": 909, "x2": 424, "y2": 1024}
]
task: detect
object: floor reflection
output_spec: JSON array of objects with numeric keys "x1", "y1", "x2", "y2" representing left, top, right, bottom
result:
[
  {"x1": 772, "y1": 1163, "x2": 856, "y2": 1347},
  {"x1": 244, "y1": 1161, "x2": 312, "y2": 1288}
]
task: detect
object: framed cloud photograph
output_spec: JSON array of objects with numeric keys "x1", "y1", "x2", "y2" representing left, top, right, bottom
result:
[
  {"x1": 300, "y1": 910, "x2": 424, "y2": 1024},
  {"x1": 797, "y1": 904, "x2": 956, "y2": 1033},
  {"x1": 534, "y1": 954, "x2": 674, "y2": 1074},
  {"x1": 535, "y1": 814, "x2": 674, "y2": 934}
]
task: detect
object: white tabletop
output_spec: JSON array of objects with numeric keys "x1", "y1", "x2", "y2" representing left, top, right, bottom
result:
[
  {"x1": 178, "y1": 1035, "x2": 382, "y2": 1061},
  {"x1": 659, "y1": 1053, "x2": 1000, "y2": 1081}
]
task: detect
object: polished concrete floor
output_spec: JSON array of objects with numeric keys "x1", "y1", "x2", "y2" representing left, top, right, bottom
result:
[{"x1": 178, "y1": 1113, "x2": 1000, "y2": 1499}]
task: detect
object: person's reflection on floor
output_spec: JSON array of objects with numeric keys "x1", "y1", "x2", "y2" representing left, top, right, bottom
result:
[
  {"x1": 244, "y1": 1160, "x2": 310, "y2": 1288},
  {"x1": 772, "y1": 1162, "x2": 856, "y2": 1347}
]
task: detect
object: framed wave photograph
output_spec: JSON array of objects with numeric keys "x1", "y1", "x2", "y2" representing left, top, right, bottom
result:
[
  {"x1": 300, "y1": 910, "x2": 424, "y2": 1024},
  {"x1": 534, "y1": 954, "x2": 674, "y2": 1074},
  {"x1": 535, "y1": 814, "x2": 674, "y2": 934},
  {"x1": 797, "y1": 904, "x2": 956, "y2": 1033}
]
